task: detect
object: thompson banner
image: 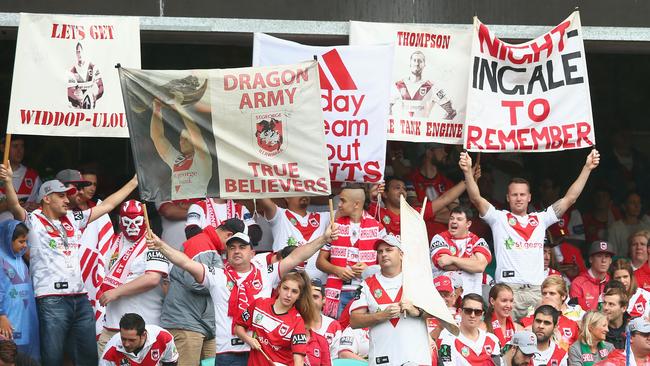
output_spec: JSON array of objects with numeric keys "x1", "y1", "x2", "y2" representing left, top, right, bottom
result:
[
  {"x1": 350, "y1": 21, "x2": 472, "y2": 144},
  {"x1": 119, "y1": 61, "x2": 331, "y2": 201},
  {"x1": 7, "y1": 13, "x2": 140, "y2": 137},
  {"x1": 253, "y1": 33, "x2": 391, "y2": 183},
  {"x1": 464, "y1": 12, "x2": 595, "y2": 152}
]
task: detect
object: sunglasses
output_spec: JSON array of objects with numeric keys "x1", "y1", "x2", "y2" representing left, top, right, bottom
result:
[{"x1": 462, "y1": 307, "x2": 484, "y2": 316}]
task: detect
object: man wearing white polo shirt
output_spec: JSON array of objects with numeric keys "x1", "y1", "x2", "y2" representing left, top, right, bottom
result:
[
  {"x1": 0, "y1": 164, "x2": 138, "y2": 366},
  {"x1": 459, "y1": 150, "x2": 599, "y2": 320}
]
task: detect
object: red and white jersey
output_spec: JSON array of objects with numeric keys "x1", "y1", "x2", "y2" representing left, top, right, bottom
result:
[
  {"x1": 236, "y1": 297, "x2": 308, "y2": 366},
  {"x1": 391, "y1": 78, "x2": 449, "y2": 118},
  {"x1": 481, "y1": 205, "x2": 558, "y2": 285},
  {"x1": 628, "y1": 288, "x2": 650, "y2": 318},
  {"x1": 338, "y1": 326, "x2": 369, "y2": 359},
  {"x1": 351, "y1": 272, "x2": 431, "y2": 366},
  {"x1": 100, "y1": 325, "x2": 178, "y2": 366},
  {"x1": 26, "y1": 208, "x2": 91, "y2": 297},
  {"x1": 201, "y1": 261, "x2": 281, "y2": 354},
  {"x1": 521, "y1": 314, "x2": 578, "y2": 351},
  {"x1": 438, "y1": 328, "x2": 501, "y2": 366},
  {"x1": 531, "y1": 341, "x2": 568, "y2": 366},
  {"x1": 314, "y1": 314, "x2": 342, "y2": 360},
  {"x1": 268, "y1": 207, "x2": 330, "y2": 283},
  {"x1": 430, "y1": 231, "x2": 492, "y2": 296},
  {"x1": 0, "y1": 164, "x2": 41, "y2": 222},
  {"x1": 161, "y1": 147, "x2": 211, "y2": 201},
  {"x1": 104, "y1": 236, "x2": 170, "y2": 330},
  {"x1": 186, "y1": 198, "x2": 254, "y2": 229}
]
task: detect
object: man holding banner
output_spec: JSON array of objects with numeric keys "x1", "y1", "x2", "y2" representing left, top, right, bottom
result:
[
  {"x1": 459, "y1": 150, "x2": 599, "y2": 320},
  {"x1": 350, "y1": 234, "x2": 432, "y2": 366},
  {"x1": 0, "y1": 164, "x2": 138, "y2": 366}
]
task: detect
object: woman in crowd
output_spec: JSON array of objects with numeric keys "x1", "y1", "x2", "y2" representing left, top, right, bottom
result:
[
  {"x1": 235, "y1": 271, "x2": 316, "y2": 366},
  {"x1": 628, "y1": 230, "x2": 650, "y2": 270},
  {"x1": 610, "y1": 259, "x2": 650, "y2": 317},
  {"x1": 568, "y1": 311, "x2": 614, "y2": 365},
  {"x1": 483, "y1": 283, "x2": 522, "y2": 348},
  {"x1": 0, "y1": 221, "x2": 39, "y2": 360}
]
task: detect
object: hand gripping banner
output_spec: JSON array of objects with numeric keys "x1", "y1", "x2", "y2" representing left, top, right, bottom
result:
[
  {"x1": 119, "y1": 61, "x2": 331, "y2": 201},
  {"x1": 464, "y1": 11, "x2": 595, "y2": 152}
]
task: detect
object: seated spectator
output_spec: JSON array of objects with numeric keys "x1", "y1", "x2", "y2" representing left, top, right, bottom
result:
[
  {"x1": 310, "y1": 278, "x2": 342, "y2": 361},
  {"x1": 571, "y1": 241, "x2": 614, "y2": 311},
  {"x1": 304, "y1": 329, "x2": 331, "y2": 366},
  {"x1": 607, "y1": 192, "x2": 650, "y2": 257},
  {"x1": 100, "y1": 313, "x2": 178, "y2": 365},
  {"x1": 483, "y1": 284, "x2": 523, "y2": 349},
  {"x1": 601, "y1": 287, "x2": 630, "y2": 349},
  {"x1": 594, "y1": 316, "x2": 650, "y2": 365},
  {"x1": 582, "y1": 186, "x2": 622, "y2": 244},
  {"x1": 610, "y1": 259, "x2": 650, "y2": 317},
  {"x1": 520, "y1": 276, "x2": 580, "y2": 351},
  {"x1": 501, "y1": 331, "x2": 538, "y2": 366},
  {"x1": 0, "y1": 221, "x2": 38, "y2": 360},
  {"x1": 529, "y1": 305, "x2": 569, "y2": 366},
  {"x1": 628, "y1": 230, "x2": 650, "y2": 270},
  {"x1": 548, "y1": 237, "x2": 587, "y2": 281},
  {"x1": 568, "y1": 311, "x2": 614, "y2": 365},
  {"x1": 337, "y1": 326, "x2": 369, "y2": 361},
  {"x1": 438, "y1": 294, "x2": 501, "y2": 366}
]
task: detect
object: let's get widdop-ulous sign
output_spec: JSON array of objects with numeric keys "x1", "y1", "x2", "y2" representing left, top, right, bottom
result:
[
  {"x1": 7, "y1": 13, "x2": 140, "y2": 137},
  {"x1": 464, "y1": 12, "x2": 595, "y2": 152}
]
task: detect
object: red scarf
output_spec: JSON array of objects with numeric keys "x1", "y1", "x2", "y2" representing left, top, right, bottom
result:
[
  {"x1": 490, "y1": 312, "x2": 515, "y2": 348},
  {"x1": 205, "y1": 199, "x2": 235, "y2": 228},
  {"x1": 438, "y1": 231, "x2": 481, "y2": 257},
  {"x1": 323, "y1": 212, "x2": 382, "y2": 318},
  {"x1": 285, "y1": 210, "x2": 321, "y2": 240},
  {"x1": 224, "y1": 262, "x2": 263, "y2": 332}
]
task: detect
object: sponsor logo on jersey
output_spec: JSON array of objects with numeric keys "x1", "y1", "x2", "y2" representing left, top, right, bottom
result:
[
  {"x1": 226, "y1": 280, "x2": 235, "y2": 291},
  {"x1": 151, "y1": 349, "x2": 160, "y2": 361},
  {"x1": 146, "y1": 250, "x2": 169, "y2": 263},
  {"x1": 73, "y1": 210, "x2": 84, "y2": 221},
  {"x1": 314, "y1": 348, "x2": 320, "y2": 357},
  {"x1": 25, "y1": 178, "x2": 33, "y2": 188},
  {"x1": 430, "y1": 240, "x2": 446, "y2": 250},
  {"x1": 340, "y1": 336, "x2": 353, "y2": 346},
  {"x1": 505, "y1": 237, "x2": 515, "y2": 250},
  {"x1": 528, "y1": 216, "x2": 539, "y2": 227},
  {"x1": 49, "y1": 239, "x2": 57, "y2": 249},
  {"x1": 508, "y1": 217, "x2": 517, "y2": 226},
  {"x1": 292, "y1": 333, "x2": 307, "y2": 344},
  {"x1": 373, "y1": 289, "x2": 383, "y2": 298},
  {"x1": 382, "y1": 215, "x2": 391, "y2": 225},
  {"x1": 119, "y1": 358, "x2": 130, "y2": 366},
  {"x1": 255, "y1": 313, "x2": 263, "y2": 324},
  {"x1": 242, "y1": 310, "x2": 250, "y2": 322},
  {"x1": 461, "y1": 346, "x2": 470, "y2": 357},
  {"x1": 309, "y1": 217, "x2": 319, "y2": 227},
  {"x1": 45, "y1": 225, "x2": 54, "y2": 234},
  {"x1": 252, "y1": 279, "x2": 262, "y2": 290},
  {"x1": 484, "y1": 345, "x2": 492, "y2": 354}
]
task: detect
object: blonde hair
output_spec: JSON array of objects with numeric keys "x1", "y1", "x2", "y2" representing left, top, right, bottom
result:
[
  {"x1": 580, "y1": 311, "x2": 608, "y2": 347},
  {"x1": 628, "y1": 230, "x2": 650, "y2": 255},
  {"x1": 541, "y1": 275, "x2": 567, "y2": 302}
]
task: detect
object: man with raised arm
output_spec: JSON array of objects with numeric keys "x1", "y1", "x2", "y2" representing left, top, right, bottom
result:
[
  {"x1": 459, "y1": 150, "x2": 599, "y2": 320},
  {"x1": 0, "y1": 163, "x2": 138, "y2": 366},
  {"x1": 147, "y1": 223, "x2": 338, "y2": 366}
]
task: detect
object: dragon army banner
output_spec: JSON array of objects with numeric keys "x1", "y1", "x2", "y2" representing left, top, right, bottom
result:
[
  {"x1": 464, "y1": 12, "x2": 595, "y2": 152},
  {"x1": 253, "y1": 33, "x2": 391, "y2": 183},
  {"x1": 350, "y1": 21, "x2": 471, "y2": 144},
  {"x1": 119, "y1": 61, "x2": 331, "y2": 201},
  {"x1": 7, "y1": 13, "x2": 140, "y2": 137}
]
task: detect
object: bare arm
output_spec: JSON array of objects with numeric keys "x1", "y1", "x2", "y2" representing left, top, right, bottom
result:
[
  {"x1": 350, "y1": 305, "x2": 400, "y2": 329},
  {"x1": 293, "y1": 354, "x2": 305, "y2": 366},
  {"x1": 0, "y1": 164, "x2": 25, "y2": 221},
  {"x1": 280, "y1": 224, "x2": 338, "y2": 276},
  {"x1": 159, "y1": 201, "x2": 190, "y2": 220},
  {"x1": 150, "y1": 100, "x2": 174, "y2": 161},
  {"x1": 89, "y1": 176, "x2": 138, "y2": 223},
  {"x1": 429, "y1": 182, "x2": 466, "y2": 214},
  {"x1": 338, "y1": 350, "x2": 365, "y2": 361},
  {"x1": 459, "y1": 152, "x2": 490, "y2": 216},
  {"x1": 173, "y1": 103, "x2": 209, "y2": 155},
  {"x1": 551, "y1": 149, "x2": 600, "y2": 218},
  {"x1": 443, "y1": 253, "x2": 488, "y2": 273},
  {"x1": 147, "y1": 234, "x2": 205, "y2": 284},
  {"x1": 99, "y1": 272, "x2": 162, "y2": 306},
  {"x1": 257, "y1": 198, "x2": 278, "y2": 220}
]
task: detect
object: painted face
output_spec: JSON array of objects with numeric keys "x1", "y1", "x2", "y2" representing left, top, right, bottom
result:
[{"x1": 119, "y1": 200, "x2": 145, "y2": 241}]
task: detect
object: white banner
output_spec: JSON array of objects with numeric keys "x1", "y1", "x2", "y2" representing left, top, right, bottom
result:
[
  {"x1": 7, "y1": 13, "x2": 140, "y2": 137},
  {"x1": 464, "y1": 12, "x2": 595, "y2": 152},
  {"x1": 253, "y1": 33, "x2": 391, "y2": 183},
  {"x1": 120, "y1": 61, "x2": 331, "y2": 200},
  {"x1": 350, "y1": 21, "x2": 472, "y2": 144}
]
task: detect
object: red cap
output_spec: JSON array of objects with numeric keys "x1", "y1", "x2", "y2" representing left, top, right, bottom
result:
[{"x1": 434, "y1": 275, "x2": 453, "y2": 293}]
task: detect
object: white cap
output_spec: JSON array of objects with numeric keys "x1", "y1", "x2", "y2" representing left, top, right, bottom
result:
[
  {"x1": 628, "y1": 317, "x2": 650, "y2": 333},
  {"x1": 508, "y1": 331, "x2": 539, "y2": 355},
  {"x1": 39, "y1": 180, "x2": 76, "y2": 201}
]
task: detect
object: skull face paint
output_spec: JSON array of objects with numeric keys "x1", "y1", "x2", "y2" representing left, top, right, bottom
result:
[{"x1": 119, "y1": 200, "x2": 145, "y2": 241}]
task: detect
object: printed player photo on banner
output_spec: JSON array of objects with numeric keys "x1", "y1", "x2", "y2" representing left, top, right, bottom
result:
[
  {"x1": 350, "y1": 21, "x2": 472, "y2": 144},
  {"x1": 119, "y1": 69, "x2": 218, "y2": 202},
  {"x1": 7, "y1": 13, "x2": 140, "y2": 137}
]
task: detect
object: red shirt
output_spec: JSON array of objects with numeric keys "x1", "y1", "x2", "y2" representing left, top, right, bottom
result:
[
  {"x1": 236, "y1": 298, "x2": 307, "y2": 365},
  {"x1": 409, "y1": 169, "x2": 454, "y2": 238},
  {"x1": 636, "y1": 263, "x2": 650, "y2": 292},
  {"x1": 570, "y1": 270, "x2": 610, "y2": 311},
  {"x1": 556, "y1": 241, "x2": 588, "y2": 280},
  {"x1": 305, "y1": 330, "x2": 332, "y2": 366}
]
